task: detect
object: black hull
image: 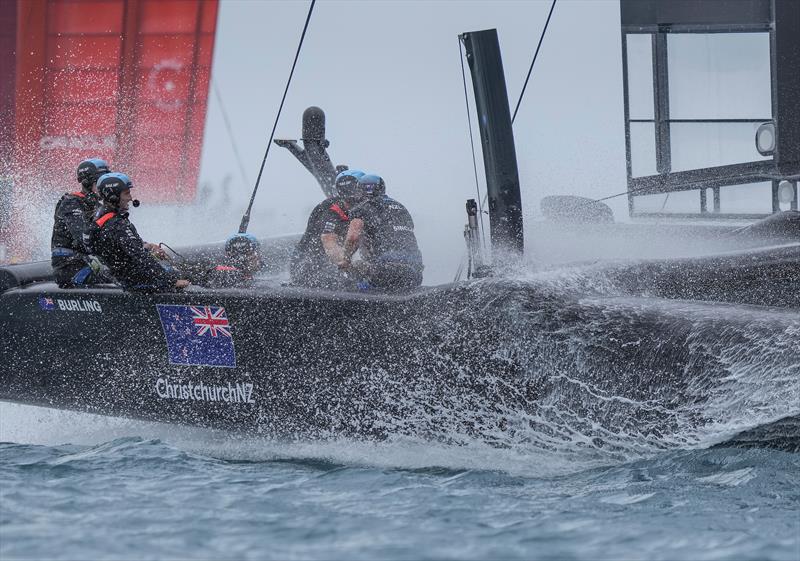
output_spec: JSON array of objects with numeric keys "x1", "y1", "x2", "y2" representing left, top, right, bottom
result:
[
  {"x1": 716, "y1": 414, "x2": 800, "y2": 453},
  {"x1": 2, "y1": 243, "x2": 798, "y2": 451}
]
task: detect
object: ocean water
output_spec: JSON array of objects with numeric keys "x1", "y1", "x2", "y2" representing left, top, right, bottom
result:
[{"x1": 1, "y1": 404, "x2": 798, "y2": 561}]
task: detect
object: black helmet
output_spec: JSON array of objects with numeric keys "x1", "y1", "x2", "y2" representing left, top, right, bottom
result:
[
  {"x1": 77, "y1": 158, "x2": 110, "y2": 189},
  {"x1": 225, "y1": 233, "x2": 262, "y2": 272},
  {"x1": 358, "y1": 174, "x2": 385, "y2": 197},
  {"x1": 96, "y1": 172, "x2": 133, "y2": 205},
  {"x1": 225, "y1": 233, "x2": 261, "y2": 256},
  {"x1": 335, "y1": 169, "x2": 365, "y2": 200}
]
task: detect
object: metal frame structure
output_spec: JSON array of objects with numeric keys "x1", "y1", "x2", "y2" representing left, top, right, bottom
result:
[{"x1": 621, "y1": 0, "x2": 800, "y2": 218}]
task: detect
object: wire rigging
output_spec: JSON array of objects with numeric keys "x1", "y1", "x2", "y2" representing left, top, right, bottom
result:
[
  {"x1": 453, "y1": 250, "x2": 466, "y2": 283},
  {"x1": 238, "y1": 0, "x2": 316, "y2": 234},
  {"x1": 595, "y1": 182, "x2": 664, "y2": 202},
  {"x1": 477, "y1": 0, "x2": 558, "y2": 212},
  {"x1": 511, "y1": 0, "x2": 557, "y2": 125},
  {"x1": 458, "y1": 36, "x2": 487, "y2": 248}
]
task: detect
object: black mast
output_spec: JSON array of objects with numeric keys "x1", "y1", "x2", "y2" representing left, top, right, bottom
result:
[{"x1": 461, "y1": 29, "x2": 524, "y2": 255}]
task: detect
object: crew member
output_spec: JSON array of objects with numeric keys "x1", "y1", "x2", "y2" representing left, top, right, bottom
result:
[
  {"x1": 341, "y1": 174, "x2": 424, "y2": 291},
  {"x1": 290, "y1": 168, "x2": 365, "y2": 290},
  {"x1": 50, "y1": 158, "x2": 111, "y2": 288},
  {"x1": 195, "y1": 233, "x2": 262, "y2": 288},
  {"x1": 85, "y1": 172, "x2": 190, "y2": 292}
]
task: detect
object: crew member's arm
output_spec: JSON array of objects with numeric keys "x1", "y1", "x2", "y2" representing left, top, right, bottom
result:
[
  {"x1": 317, "y1": 202, "x2": 350, "y2": 268},
  {"x1": 343, "y1": 218, "x2": 364, "y2": 264},
  {"x1": 117, "y1": 223, "x2": 188, "y2": 290},
  {"x1": 60, "y1": 198, "x2": 91, "y2": 252},
  {"x1": 322, "y1": 233, "x2": 347, "y2": 268}
]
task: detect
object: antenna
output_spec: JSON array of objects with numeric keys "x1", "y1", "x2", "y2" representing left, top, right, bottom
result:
[{"x1": 238, "y1": 0, "x2": 316, "y2": 234}]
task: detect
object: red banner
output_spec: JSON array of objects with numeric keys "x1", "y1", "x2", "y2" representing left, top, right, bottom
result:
[{"x1": 1, "y1": 0, "x2": 218, "y2": 261}]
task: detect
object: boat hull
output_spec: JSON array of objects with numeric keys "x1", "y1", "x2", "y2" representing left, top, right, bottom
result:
[{"x1": 1, "y1": 244, "x2": 798, "y2": 448}]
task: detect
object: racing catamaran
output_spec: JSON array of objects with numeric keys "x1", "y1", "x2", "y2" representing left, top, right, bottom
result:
[{"x1": 1, "y1": 0, "x2": 797, "y2": 450}]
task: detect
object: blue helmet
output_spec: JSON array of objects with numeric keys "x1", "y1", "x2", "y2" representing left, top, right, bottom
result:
[
  {"x1": 96, "y1": 172, "x2": 132, "y2": 204},
  {"x1": 335, "y1": 168, "x2": 365, "y2": 200},
  {"x1": 225, "y1": 233, "x2": 260, "y2": 256},
  {"x1": 77, "y1": 158, "x2": 110, "y2": 188},
  {"x1": 358, "y1": 174, "x2": 385, "y2": 197}
]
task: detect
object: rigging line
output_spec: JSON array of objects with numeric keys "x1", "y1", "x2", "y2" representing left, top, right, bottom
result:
[
  {"x1": 595, "y1": 182, "x2": 663, "y2": 202},
  {"x1": 595, "y1": 190, "x2": 629, "y2": 202},
  {"x1": 511, "y1": 0, "x2": 557, "y2": 125},
  {"x1": 238, "y1": 0, "x2": 316, "y2": 234},
  {"x1": 659, "y1": 192, "x2": 671, "y2": 212},
  {"x1": 458, "y1": 36, "x2": 487, "y2": 249},
  {"x1": 479, "y1": 0, "x2": 557, "y2": 212},
  {"x1": 212, "y1": 79, "x2": 251, "y2": 190},
  {"x1": 453, "y1": 252, "x2": 466, "y2": 283},
  {"x1": 158, "y1": 242, "x2": 184, "y2": 259}
]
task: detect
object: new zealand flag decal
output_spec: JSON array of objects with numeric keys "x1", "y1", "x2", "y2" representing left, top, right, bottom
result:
[
  {"x1": 156, "y1": 305, "x2": 236, "y2": 368},
  {"x1": 38, "y1": 296, "x2": 55, "y2": 311}
]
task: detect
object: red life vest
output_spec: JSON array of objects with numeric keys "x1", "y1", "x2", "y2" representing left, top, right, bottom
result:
[
  {"x1": 95, "y1": 212, "x2": 116, "y2": 228},
  {"x1": 329, "y1": 203, "x2": 349, "y2": 222}
]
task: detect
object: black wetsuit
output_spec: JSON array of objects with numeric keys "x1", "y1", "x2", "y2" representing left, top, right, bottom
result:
[
  {"x1": 85, "y1": 208, "x2": 178, "y2": 293},
  {"x1": 290, "y1": 197, "x2": 353, "y2": 290},
  {"x1": 349, "y1": 195, "x2": 423, "y2": 290},
  {"x1": 50, "y1": 191, "x2": 108, "y2": 287}
]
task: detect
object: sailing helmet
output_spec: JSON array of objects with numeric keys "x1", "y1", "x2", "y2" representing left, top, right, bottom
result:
[
  {"x1": 96, "y1": 172, "x2": 133, "y2": 205},
  {"x1": 357, "y1": 174, "x2": 385, "y2": 197},
  {"x1": 77, "y1": 158, "x2": 110, "y2": 189},
  {"x1": 225, "y1": 233, "x2": 261, "y2": 256},
  {"x1": 335, "y1": 169, "x2": 365, "y2": 200}
]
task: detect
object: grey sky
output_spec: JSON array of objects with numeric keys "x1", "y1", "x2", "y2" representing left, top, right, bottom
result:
[{"x1": 184, "y1": 0, "x2": 627, "y2": 282}]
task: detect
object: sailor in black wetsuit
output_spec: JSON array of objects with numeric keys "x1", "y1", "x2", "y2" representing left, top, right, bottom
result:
[
  {"x1": 84, "y1": 173, "x2": 190, "y2": 293},
  {"x1": 194, "y1": 233, "x2": 262, "y2": 289},
  {"x1": 290, "y1": 169, "x2": 365, "y2": 290},
  {"x1": 342, "y1": 174, "x2": 423, "y2": 291},
  {"x1": 50, "y1": 158, "x2": 112, "y2": 288}
]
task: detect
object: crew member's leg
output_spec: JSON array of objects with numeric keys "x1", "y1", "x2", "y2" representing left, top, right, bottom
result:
[
  {"x1": 54, "y1": 259, "x2": 114, "y2": 288},
  {"x1": 356, "y1": 261, "x2": 422, "y2": 291},
  {"x1": 292, "y1": 257, "x2": 354, "y2": 291},
  {"x1": 53, "y1": 262, "x2": 83, "y2": 288}
]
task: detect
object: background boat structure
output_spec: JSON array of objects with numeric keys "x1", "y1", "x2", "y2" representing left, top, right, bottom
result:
[
  {"x1": 0, "y1": 0, "x2": 798, "y2": 456},
  {"x1": 0, "y1": 0, "x2": 218, "y2": 260}
]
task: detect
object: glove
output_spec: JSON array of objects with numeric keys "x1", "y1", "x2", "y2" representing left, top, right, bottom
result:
[{"x1": 89, "y1": 256, "x2": 102, "y2": 275}]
